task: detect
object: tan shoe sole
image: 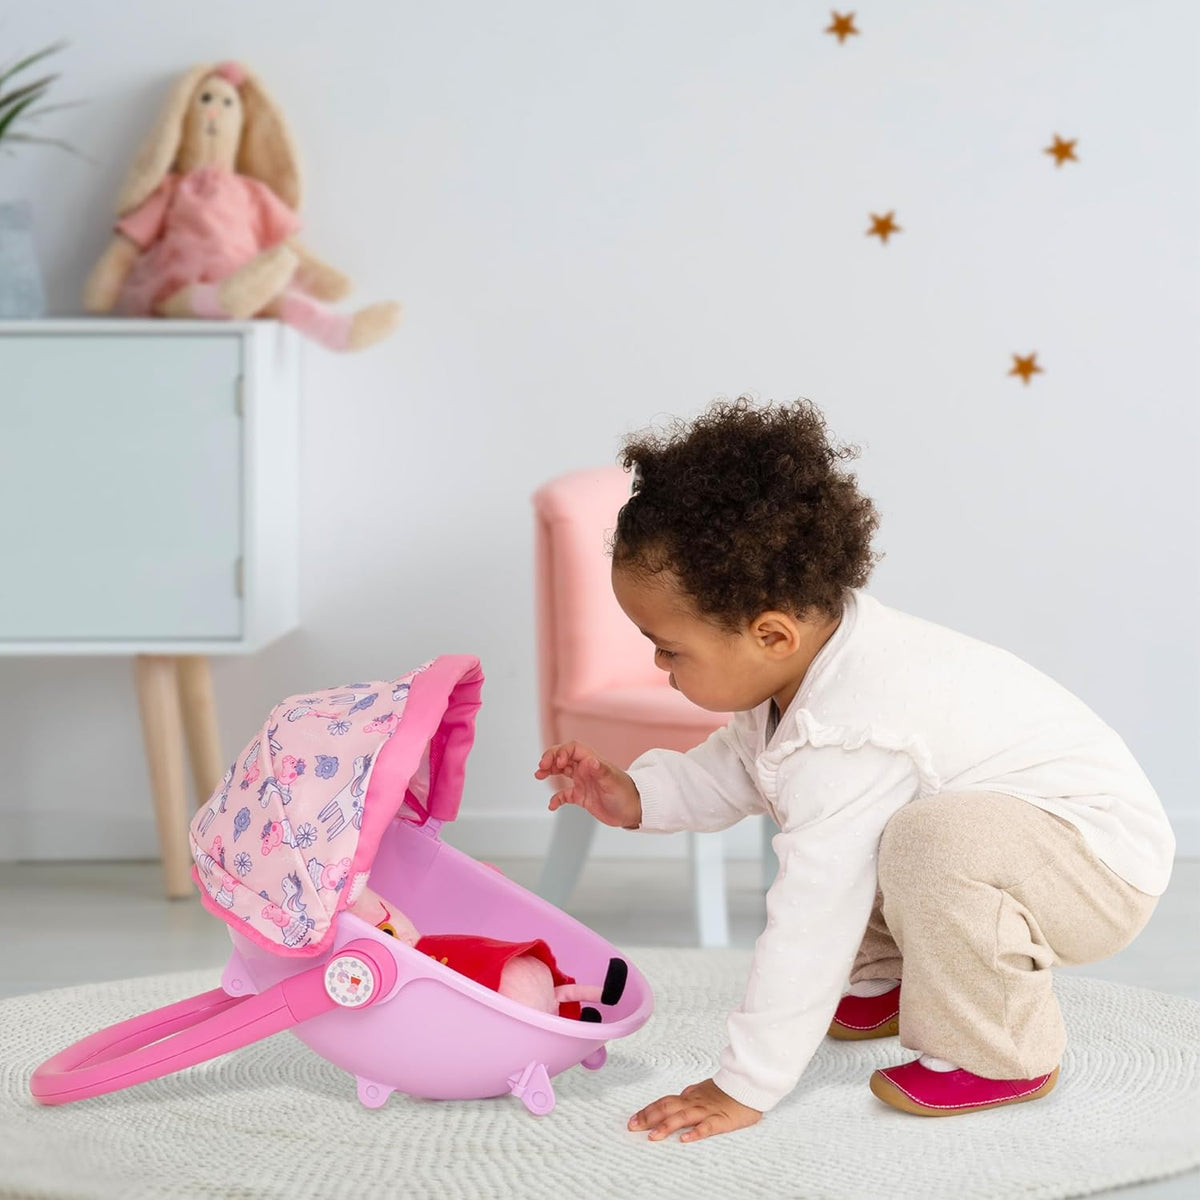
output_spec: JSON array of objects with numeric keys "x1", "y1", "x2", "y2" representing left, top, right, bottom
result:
[
  {"x1": 827, "y1": 1014, "x2": 900, "y2": 1041},
  {"x1": 869, "y1": 1065, "x2": 1060, "y2": 1116}
]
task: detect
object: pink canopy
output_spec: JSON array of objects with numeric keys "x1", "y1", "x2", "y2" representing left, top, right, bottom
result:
[{"x1": 189, "y1": 655, "x2": 484, "y2": 958}]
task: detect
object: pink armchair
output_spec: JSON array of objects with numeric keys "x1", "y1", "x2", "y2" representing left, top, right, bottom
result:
[{"x1": 532, "y1": 466, "x2": 755, "y2": 946}]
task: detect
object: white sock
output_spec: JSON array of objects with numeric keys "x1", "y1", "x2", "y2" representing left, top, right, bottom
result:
[
  {"x1": 845, "y1": 977, "x2": 900, "y2": 998},
  {"x1": 918, "y1": 1055, "x2": 961, "y2": 1072}
]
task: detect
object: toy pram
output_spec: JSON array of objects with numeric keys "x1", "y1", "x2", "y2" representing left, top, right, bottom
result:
[{"x1": 31, "y1": 656, "x2": 653, "y2": 1115}]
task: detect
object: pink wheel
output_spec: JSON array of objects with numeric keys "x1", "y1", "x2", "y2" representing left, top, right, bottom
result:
[
  {"x1": 581, "y1": 1046, "x2": 607, "y2": 1071},
  {"x1": 508, "y1": 1061, "x2": 556, "y2": 1116},
  {"x1": 356, "y1": 1077, "x2": 394, "y2": 1109},
  {"x1": 524, "y1": 1086, "x2": 556, "y2": 1116}
]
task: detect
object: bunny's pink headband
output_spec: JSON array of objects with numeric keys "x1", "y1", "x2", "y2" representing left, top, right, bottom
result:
[{"x1": 214, "y1": 61, "x2": 247, "y2": 88}]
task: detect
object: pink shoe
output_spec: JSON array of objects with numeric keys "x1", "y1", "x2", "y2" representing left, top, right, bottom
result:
[
  {"x1": 869, "y1": 1059, "x2": 1060, "y2": 1116},
  {"x1": 828, "y1": 985, "x2": 900, "y2": 1040}
]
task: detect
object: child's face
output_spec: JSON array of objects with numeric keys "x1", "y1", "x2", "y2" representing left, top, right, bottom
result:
[{"x1": 611, "y1": 565, "x2": 798, "y2": 713}]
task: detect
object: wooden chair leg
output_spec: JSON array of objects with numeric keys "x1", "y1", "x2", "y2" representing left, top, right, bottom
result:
[
  {"x1": 134, "y1": 655, "x2": 193, "y2": 900},
  {"x1": 177, "y1": 654, "x2": 224, "y2": 805}
]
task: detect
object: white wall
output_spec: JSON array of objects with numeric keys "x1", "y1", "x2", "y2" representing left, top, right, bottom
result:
[{"x1": 2, "y1": 0, "x2": 1196, "y2": 862}]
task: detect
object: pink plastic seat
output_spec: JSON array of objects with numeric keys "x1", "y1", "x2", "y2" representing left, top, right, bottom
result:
[
  {"x1": 31, "y1": 656, "x2": 655, "y2": 1115},
  {"x1": 533, "y1": 467, "x2": 769, "y2": 946}
]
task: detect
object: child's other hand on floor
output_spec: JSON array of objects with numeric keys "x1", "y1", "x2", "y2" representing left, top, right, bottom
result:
[
  {"x1": 535, "y1": 741, "x2": 642, "y2": 829},
  {"x1": 629, "y1": 1077, "x2": 762, "y2": 1142}
]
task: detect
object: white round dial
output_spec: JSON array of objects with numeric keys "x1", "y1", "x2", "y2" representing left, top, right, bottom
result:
[{"x1": 324, "y1": 954, "x2": 377, "y2": 1008}]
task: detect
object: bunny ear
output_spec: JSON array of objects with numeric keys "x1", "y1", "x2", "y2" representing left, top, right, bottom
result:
[
  {"x1": 235, "y1": 68, "x2": 302, "y2": 210},
  {"x1": 114, "y1": 63, "x2": 215, "y2": 217}
]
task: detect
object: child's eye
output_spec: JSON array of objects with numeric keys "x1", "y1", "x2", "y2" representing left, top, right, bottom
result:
[{"x1": 654, "y1": 647, "x2": 676, "y2": 660}]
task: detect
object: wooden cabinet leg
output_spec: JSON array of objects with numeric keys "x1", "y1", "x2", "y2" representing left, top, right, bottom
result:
[
  {"x1": 134, "y1": 655, "x2": 193, "y2": 900},
  {"x1": 177, "y1": 654, "x2": 224, "y2": 806}
]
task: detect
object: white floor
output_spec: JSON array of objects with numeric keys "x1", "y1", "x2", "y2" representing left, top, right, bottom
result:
[{"x1": 1, "y1": 856, "x2": 1197, "y2": 1199}]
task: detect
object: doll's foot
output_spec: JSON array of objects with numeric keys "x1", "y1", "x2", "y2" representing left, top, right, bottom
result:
[
  {"x1": 346, "y1": 301, "x2": 403, "y2": 351},
  {"x1": 602, "y1": 958, "x2": 628, "y2": 1006}
]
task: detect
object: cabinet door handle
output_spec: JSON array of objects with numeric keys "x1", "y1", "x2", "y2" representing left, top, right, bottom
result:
[{"x1": 234, "y1": 557, "x2": 244, "y2": 598}]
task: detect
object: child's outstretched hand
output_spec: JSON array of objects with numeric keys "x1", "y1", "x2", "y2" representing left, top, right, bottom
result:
[
  {"x1": 629, "y1": 1078, "x2": 762, "y2": 1143},
  {"x1": 535, "y1": 742, "x2": 642, "y2": 829}
]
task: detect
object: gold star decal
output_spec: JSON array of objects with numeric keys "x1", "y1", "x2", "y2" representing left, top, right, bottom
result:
[
  {"x1": 1009, "y1": 352, "x2": 1044, "y2": 385},
  {"x1": 826, "y1": 11, "x2": 860, "y2": 43},
  {"x1": 1044, "y1": 134, "x2": 1078, "y2": 167},
  {"x1": 867, "y1": 211, "x2": 901, "y2": 244}
]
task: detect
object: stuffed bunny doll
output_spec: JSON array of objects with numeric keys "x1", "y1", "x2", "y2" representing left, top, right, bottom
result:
[
  {"x1": 349, "y1": 886, "x2": 627, "y2": 1020},
  {"x1": 83, "y1": 61, "x2": 400, "y2": 351}
]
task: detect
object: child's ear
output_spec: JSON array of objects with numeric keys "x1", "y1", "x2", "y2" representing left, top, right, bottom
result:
[{"x1": 751, "y1": 611, "x2": 802, "y2": 656}]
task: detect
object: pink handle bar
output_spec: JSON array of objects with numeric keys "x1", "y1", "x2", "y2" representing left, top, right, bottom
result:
[{"x1": 30, "y1": 940, "x2": 397, "y2": 1106}]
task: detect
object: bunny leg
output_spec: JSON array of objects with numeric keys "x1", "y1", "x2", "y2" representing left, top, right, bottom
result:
[
  {"x1": 268, "y1": 290, "x2": 401, "y2": 352},
  {"x1": 346, "y1": 301, "x2": 403, "y2": 351},
  {"x1": 287, "y1": 239, "x2": 352, "y2": 302},
  {"x1": 155, "y1": 245, "x2": 299, "y2": 320}
]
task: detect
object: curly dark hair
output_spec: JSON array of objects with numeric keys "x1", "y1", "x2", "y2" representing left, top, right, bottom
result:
[{"x1": 612, "y1": 398, "x2": 881, "y2": 627}]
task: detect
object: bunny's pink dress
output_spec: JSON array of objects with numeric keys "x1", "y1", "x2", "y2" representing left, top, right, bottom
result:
[{"x1": 116, "y1": 166, "x2": 301, "y2": 315}]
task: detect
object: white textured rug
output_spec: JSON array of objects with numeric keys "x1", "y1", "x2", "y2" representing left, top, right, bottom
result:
[{"x1": 2, "y1": 949, "x2": 1198, "y2": 1200}]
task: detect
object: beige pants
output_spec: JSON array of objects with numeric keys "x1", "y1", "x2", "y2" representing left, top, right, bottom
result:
[{"x1": 850, "y1": 791, "x2": 1159, "y2": 1079}]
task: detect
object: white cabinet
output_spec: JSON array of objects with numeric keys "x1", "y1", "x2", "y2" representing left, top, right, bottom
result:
[
  {"x1": 0, "y1": 319, "x2": 301, "y2": 897},
  {"x1": 0, "y1": 319, "x2": 299, "y2": 654}
]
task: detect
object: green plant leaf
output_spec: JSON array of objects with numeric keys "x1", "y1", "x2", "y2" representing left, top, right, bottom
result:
[
  {"x1": 4, "y1": 131, "x2": 88, "y2": 160},
  {"x1": 0, "y1": 92, "x2": 41, "y2": 141},
  {"x1": 0, "y1": 76, "x2": 55, "y2": 116},
  {"x1": 0, "y1": 40, "x2": 67, "y2": 91},
  {"x1": 0, "y1": 41, "x2": 76, "y2": 157},
  {"x1": 19, "y1": 99, "x2": 85, "y2": 121}
]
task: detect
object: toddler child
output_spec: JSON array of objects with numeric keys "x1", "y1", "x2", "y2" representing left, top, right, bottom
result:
[{"x1": 534, "y1": 398, "x2": 1173, "y2": 1143}]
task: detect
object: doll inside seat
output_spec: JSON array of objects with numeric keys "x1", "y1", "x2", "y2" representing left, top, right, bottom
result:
[
  {"x1": 351, "y1": 729, "x2": 631, "y2": 1021},
  {"x1": 351, "y1": 813, "x2": 631, "y2": 1022}
]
